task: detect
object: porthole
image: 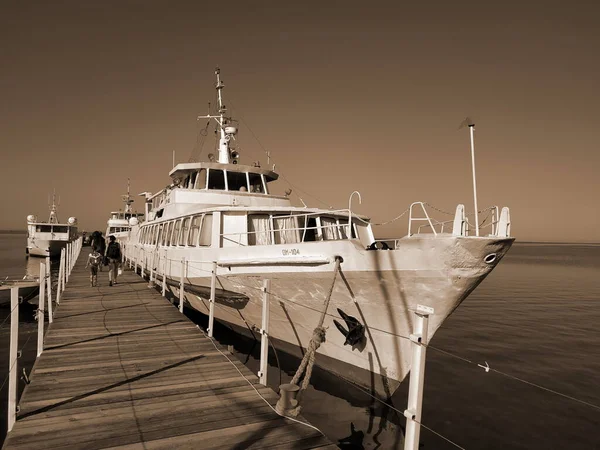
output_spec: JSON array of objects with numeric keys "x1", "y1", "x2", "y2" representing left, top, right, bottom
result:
[{"x1": 484, "y1": 253, "x2": 497, "y2": 264}]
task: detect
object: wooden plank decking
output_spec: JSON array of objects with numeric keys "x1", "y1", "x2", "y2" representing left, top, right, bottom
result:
[{"x1": 2, "y1": 251, "x2": 336, "y2": 450}]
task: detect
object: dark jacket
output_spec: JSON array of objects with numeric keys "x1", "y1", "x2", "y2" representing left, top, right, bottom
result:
[{"x1": 106, "y1": 241, "x2": 121, "y2": 260}]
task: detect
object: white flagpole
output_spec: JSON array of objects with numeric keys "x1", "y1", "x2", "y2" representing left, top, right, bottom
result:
[{"x1": 468, "y1": 123, "x2": 479, "y2": 237}]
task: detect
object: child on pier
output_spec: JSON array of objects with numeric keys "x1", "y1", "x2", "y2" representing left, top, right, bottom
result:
[{"x1": 85, "y1": 250, "x2": 102, "y2": 287}]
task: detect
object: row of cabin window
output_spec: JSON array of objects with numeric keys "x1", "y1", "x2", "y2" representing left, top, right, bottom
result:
[
  {"x1": 151, "y1": 170, "x2": 268, "y2": 209},
  {"x1": 139, "y1": 213, "x2": 357, "y2": 248},
  {"x1": 246, "y1": 214, "x2": 355, "y2": 245},
  {"x1": 139, "y1": 214, "x2": 213, "y2": 247},
  {"x1": 35, "y1": 225, "x2": 70, "y2": 233},
  {"x1": 109, "y1": 227, "x2": 128, "y2": 234}
]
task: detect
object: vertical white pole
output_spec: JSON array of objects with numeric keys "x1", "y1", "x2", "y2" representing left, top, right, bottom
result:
[
  {"x1": 8, "y1": 287, "x2": 19, "y2": 432},
  {"x1": 208, "y1": 261, "x2": 217, "y2": 338},
  {"x1": 404, "y1": 305, "x2": 433, "y2": 450},
  {"x1": 149, "y1": 251, "x2": 154, "y2": 284},
  {"x1": 468, "y1": 124, "x2": 479, "y2": 237},
  {"x1": 46, "y1": 259, "x2": 53, "y2": 324},
  {"x1": 179, "y1": 258, "x2": 185, "y2": 313},
  {"x1": 61, "y1": 248, "x2": 66, "y2": 292},
  {"x1": 259, "y1": 279, "x2": 270, "y2": 386},
  {"x1": 66, "y1": 244, "x2": 70, "y2": 282},
  {"x1": 56, "y1": 250, "x2": 63, "y2": 304},
  {"x1": 38, "y1": 263, "x2": 46, "y2": 357},
  {"x1": 141, "y1": 251, "x2": 145, "y2": 279},
  {"x1": 162, "y1": 254, "x2": 167, "y2": 297}
]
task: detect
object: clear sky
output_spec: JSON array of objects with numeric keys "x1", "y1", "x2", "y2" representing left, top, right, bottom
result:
[{"x1": 1, "y1": 1, "x2": 599, "y2": 242}]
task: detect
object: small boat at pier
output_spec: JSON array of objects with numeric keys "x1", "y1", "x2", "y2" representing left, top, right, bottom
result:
[
  {"x1": 105, "y1": 179, "x2": 145, "y2": 240},
  {"x1": 26, "y1": 192, "x2": 78, "y2": 258},
  {"x1": 0, "y1": 278, "x2": 39, "y2": 305}
]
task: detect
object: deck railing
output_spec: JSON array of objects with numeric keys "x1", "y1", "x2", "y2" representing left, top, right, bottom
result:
[{"x1": 3, "y1": 236, "x2": 82, "y2": 432}]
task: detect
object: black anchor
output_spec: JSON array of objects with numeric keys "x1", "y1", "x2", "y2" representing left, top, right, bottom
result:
[{"x1": 334, "y1": 308, "x2": 366, "y2": 346}]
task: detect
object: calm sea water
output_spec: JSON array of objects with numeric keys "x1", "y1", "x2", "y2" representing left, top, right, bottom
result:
[{"x1": 1, "y1": 234, "x2": 599, "y2": 449}]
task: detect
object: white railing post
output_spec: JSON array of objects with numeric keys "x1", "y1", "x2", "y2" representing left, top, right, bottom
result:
[
  {"x1": 7, "y1": 288, "x2": 19, "y2": 432},
  {"x1": 162, "y1": 255, "x2": 167, "y2": 297},
  {"x1": 38, "y1": 263, "x2": 46, "y2": 357},
  {"x1": 141, "y1": 250, "x2": 145, "y2": 279},
  {"x1": 56, "y1": 249, "x2": 63, "y2": 304},
  {"x1": 149, "y1": 251, "x2": 154, "y2": 284},
  {"x1": 208, "y1": 261, "x2": 217, "y2": 338},
  {"x1": 179, "y1": 258, "x2": 185, "y2": 313},
  {"x1": 404, "y1": 305, "x2": 433, "y2": 450},
  {"x1": 46, "y1": 259, "x2": 53, "y2": 324},
  {"x1": 66, "y1": 243, "x2": 71, "y2": 282},
  {"x1": 61, "y1": 248, "x2": 67, "y2": 292},
  {"x1": 258, "y1": 279, "x2": 271, "y2": 386}
]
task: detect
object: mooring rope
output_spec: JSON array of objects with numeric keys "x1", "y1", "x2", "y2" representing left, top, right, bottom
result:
[{"x1": 285, "y1": 256, "x2": 342, "y2": 417}]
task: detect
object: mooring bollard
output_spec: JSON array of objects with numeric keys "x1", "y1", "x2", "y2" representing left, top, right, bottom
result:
[
  {"x1": 258, "y1": 279, "x2": 271, "y2": 386},
  {"x1": 208, "y1": 261, "x2": 217, "y2": 338},
  {"x1": 403, "y1": 304, "x2": 434, "y2": 450},
  {"x1": 275, "y1": 383, "x2": 300, "y2": 416},
  {"x1": 8, "y1": 287, "x2": 19, "y2": 432}
]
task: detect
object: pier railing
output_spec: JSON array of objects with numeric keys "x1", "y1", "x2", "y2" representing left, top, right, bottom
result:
[{"x1": 3, "y1": 236, "x2": 82, "y2": 432}]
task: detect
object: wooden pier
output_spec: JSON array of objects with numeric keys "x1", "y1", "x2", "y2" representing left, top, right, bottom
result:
[{"x1": 2, "y1": 251, "x2": 336, "y2": 450}]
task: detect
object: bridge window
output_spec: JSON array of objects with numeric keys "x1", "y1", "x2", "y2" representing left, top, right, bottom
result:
[
  {"x1": 195, "y1": 169, "x2": 207, "y2": 189},
  {"x1": 248, "y1": 173, "x2": 266, "y2": 194},
  {"x1": 227, "y1": 171, "x2": 249, "y2": 192},
  {"x1": 207, "y1": 169, "x2": 226, "y2": 190}
]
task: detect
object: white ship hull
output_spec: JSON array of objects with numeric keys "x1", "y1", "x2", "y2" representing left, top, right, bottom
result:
[
  {"x1": 27, "y1": 237, "x2": 70, "y2": 258},
  {"x1": 132, "y1": 234, "x2": 513, "y2": 396}
]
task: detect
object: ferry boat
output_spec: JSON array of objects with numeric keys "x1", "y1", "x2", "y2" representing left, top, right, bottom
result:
[
  {"x1": 106, "y1": 179, "x2": 144, "y2": 240},
  {"x1": 26, "y1": 193, "x2": 78, "y2": 258},
  {"x1": 125, "y1": 68, "x2": 514, "y2": 396}
]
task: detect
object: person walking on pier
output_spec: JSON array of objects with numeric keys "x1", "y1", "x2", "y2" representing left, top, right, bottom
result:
[
  {"x1": 91, "y1": 231, "x2": 106, "y2": 272},
  {"x1": 85, "y1": 249, "x2": 102, "y2": 287},
  {"x1": 105, "y1": 235, "x2": 122, "y2": 286}
]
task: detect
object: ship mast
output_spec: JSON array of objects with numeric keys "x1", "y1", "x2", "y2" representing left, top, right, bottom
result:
[
  {"x1": 48, "y1": 190, "x2": 59, "y2": 224},
  {"x1": 121, "y1": 178, "x2": 134, "y2": 214},
  {"x1": 198, "y1": 67, "x2": 238, "y2": 164}
]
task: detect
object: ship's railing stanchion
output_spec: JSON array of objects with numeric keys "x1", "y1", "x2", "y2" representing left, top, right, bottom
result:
[
  {"x1": 61, "y1": 248, "x2": 67, "y2": 293},
  {"x1": 179, "y1": 257, "x2": 185, "y2": 313},
  {"x1": 162, "y1": 254, "x2": 167, "y2": 297},
  {"x1": 141, "y1": 249, "x2": 145, "y2": 280},
  {"x1": 258, "y1": 279, "x2": 271, "y2": 386},
  {"x1": 46, "y1": 258, "x2": 53, "y2": 324},
  {"x1": 208, "y1": 261, "x2": 217, "y2": 338},
  {"x1": 7, "y1": 287, "x2": 19, "y2": 432},
  {"x1": 403, "y1": 304, "x2": 433, "y2": 450},
  {"x1": 38, "y1": 263, "x2": 46, "y2": 357},
  {"x1": 65, "y1": 243, "x2": 70, "y2": 283},
  {"x1": 149, "y1": 251, "x2": 154, "y2": 285},
  {"x1": 57, "y1": 248, "x2": 64, "y2": 304}
]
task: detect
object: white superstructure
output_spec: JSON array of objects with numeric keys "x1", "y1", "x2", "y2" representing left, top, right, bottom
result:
[
  {"x1": 105, "y1": 179, "x2": 144, "y2": 240},
  {"x1": 26, "y1": 192, "x2": 78, "y2": 258},
  {"x1": 124, "y1": 68, "x2": 514, "y2": 396}
]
